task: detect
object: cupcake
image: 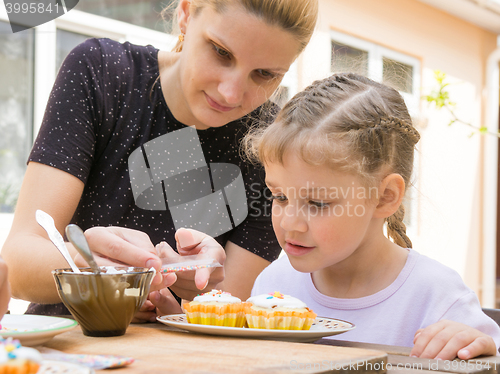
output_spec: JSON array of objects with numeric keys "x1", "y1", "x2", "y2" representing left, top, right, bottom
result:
[
  {"x1": 245, "y1": 291, "x2": 317, "y2": 330},
  {"x1": 0, "y1": 337, "x2": 42, "y2": 374},
  {"x1": 183, "y1": 289, "x2": 248, "y2": 327}
]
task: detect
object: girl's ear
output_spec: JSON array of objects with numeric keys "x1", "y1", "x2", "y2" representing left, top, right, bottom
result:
[
  {"x1": 373, "y1": 174, "x2": 405, "y2": 219},
  {"x1": 177, "y1": 0, "x2": 192, "y2": 33}
]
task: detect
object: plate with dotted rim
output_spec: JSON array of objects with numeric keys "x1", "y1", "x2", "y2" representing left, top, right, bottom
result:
[
  {"x1": 157, "y1": 314, "x2": 355, "y2": 342},
  {"x1": 0, "y1": 314, "x2": 78, "y2": 346}
]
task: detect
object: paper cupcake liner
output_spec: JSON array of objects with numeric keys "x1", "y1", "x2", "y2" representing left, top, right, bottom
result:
[
  {"x1": 0, "y1": 359, "x2": 40, "y2": 374},
  {"x1": 244, "y1": 305, "x2": 317, "y2": 330},
  {"x1": 184, "y1": 302, "x2": 249, "y2": 327}
]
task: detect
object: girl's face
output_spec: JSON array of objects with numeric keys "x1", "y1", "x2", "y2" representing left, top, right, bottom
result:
[
  {"x1": 176, "y1": 3, "x2": 300, "y2": 129},
  {"x1": 265, "y1": 153, "x2": 381, "y2": 274}
]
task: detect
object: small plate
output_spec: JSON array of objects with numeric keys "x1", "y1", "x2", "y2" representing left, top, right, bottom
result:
[
  {"x1": 157, "y1": 314, "x2": 355, "y2": 342},
  {"x1": 0, "y1": 314, "x2": 78, "y2": 346}
]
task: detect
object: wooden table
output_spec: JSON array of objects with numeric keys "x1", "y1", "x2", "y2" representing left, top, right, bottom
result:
[
  {"x1": 43, "y1": 323, "x2": 387, "y2": 373},
  {"x1": 41, "y1": 322, "x2": 500, "y2": 374}
]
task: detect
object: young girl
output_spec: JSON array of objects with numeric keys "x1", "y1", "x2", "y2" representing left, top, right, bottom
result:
[
  {"x1": 244, "y1": 73, "x2": 500, "y2": 360},
  {"x1": 1, "y1": 0, "x2": 318, "y2": 320}
]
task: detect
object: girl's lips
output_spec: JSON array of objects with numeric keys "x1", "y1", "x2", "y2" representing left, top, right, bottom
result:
[
  {"x1": 284, "y1": 242, "x2": 315, "y2": 256},
  {"x1": 204, "y1": 93, "x2": 235, "y2": 112}
]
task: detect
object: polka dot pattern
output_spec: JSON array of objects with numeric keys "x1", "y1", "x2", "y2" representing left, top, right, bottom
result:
[{"x1": 28, "y1": 38, "x2": 280, "y2": 315}]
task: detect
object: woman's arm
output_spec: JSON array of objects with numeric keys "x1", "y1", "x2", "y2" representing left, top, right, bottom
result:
[
  {"x1": 2, "y1": 162, "x2": 84, "y2": 303},
  {"x1": 0, "y1": 256, "x2": 11, "y2": 317},
  {"x1": 2, "y1": 162, "x2": 165, "y2": 304}
]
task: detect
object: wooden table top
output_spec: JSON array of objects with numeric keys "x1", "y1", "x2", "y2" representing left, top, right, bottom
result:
[
  {"x1": 43, "y1": 323, "x2": 387, "y2": 374},
  {"x1": 41, "y1": 322, "x2": 500, "y2": 374}
]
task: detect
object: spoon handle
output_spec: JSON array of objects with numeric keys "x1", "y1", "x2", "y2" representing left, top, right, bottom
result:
[
  {"x1": 65, "y1": 224, "x2": 101, "y2": 274},
  {"x1": 36, "y1": 210, "x2": 81, "y2": 273}
]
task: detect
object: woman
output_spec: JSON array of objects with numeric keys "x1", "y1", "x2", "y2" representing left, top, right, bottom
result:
[{"x1": 1, "y1": 0, "x2": 318, "y2": 321}]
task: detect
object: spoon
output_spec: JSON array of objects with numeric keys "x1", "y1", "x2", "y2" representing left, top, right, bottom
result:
[
  {"x1": 35, "y1": 210, "x2": 81, "y2": 273},
  {"x1": 65, "y1": 224, "x2": 101, "y2": 274}
]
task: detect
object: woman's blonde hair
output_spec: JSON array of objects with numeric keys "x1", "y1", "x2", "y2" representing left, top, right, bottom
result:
[
  {"x1": 244, "y1": 73, "x2": 420, "y2": 248},
  {"x1": 166, "y1": 0, "x2": 318, "y2": 53}
]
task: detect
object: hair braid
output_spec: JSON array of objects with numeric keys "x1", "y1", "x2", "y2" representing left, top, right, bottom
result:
[
  {"x1": 386, "y1": 205, "x2": 413, "y2": 248},
  {"x1": 380, "y1": 116, "x2": 420, "y2": 145},
  {"x1": 244, "y1": 72, "x2": 420, "y2": 249}
]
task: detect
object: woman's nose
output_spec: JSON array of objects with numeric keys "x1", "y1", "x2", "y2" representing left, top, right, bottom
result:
[
  {"x1": 279, "y1": 204, "x2": 308, "y2": 233},
  {"x1": 218, "y1": 72, "x2": 246, "y2": 105}
]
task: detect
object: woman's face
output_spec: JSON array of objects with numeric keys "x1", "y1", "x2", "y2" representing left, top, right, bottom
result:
[{"x1": 176, "y1": 2, "x2": 301, "y2": 129}]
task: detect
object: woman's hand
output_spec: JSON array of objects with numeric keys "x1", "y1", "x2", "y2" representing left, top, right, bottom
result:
[
  {"x1": 411, "y1": 320, "x2": 497, "y2": 360},
  {"x1": 157, "y1": 228, "x2": 225, "y2": 301},
  {"x1": 76, "y1": 226, "x2": 164, "y2": 286}
]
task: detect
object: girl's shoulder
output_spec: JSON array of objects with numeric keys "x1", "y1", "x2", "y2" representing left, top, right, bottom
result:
[{"x1": 408, "y1": 249, "x2": 472, "y2": 294}]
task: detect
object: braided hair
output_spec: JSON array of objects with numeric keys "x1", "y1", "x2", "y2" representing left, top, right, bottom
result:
[{"x1": 244, "y1": 73, "x2": 420, "y2": 248}]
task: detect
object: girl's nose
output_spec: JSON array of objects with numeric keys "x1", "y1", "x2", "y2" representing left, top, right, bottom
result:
[
  {"x1": 279, "y1": 204, "x2": 308, "y2": 233},
  {"x1": 218, "y1": 72, "x2": 246, "y2": 105}
]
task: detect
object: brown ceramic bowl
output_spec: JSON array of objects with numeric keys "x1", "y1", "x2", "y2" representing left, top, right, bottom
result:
[{"x1": 52, "y1": 266, "x2": 155, "y2": 337}]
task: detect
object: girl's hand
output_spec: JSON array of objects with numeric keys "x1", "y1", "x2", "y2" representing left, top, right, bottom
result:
[
  {"x1": 132, "y1": 298, "x2": 157, "y2": 323},
  {"x1": 411, "y1": 320, "x2": 497, "y2": 360},
  {"x1": 150, "y1": 288, "x2": 183, "y2": 316},
  {"x1": 156, "y1": 228, "x2": 225, "y2": 301},
  {"x1": 131, "y1": 273, "x2": 177, "y2": 324}
]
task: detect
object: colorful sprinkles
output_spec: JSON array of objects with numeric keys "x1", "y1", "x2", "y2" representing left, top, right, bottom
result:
[
  {"x1": 0, "y1": 337, "x2": 23, "y2": 359},
  {"x1": 41, "y1": 353, "x2": 134, "y2": 369},
  {"x1": 161, "y1": 263, "x2": 216, "y2": 273},
  {"x1": 266, "y1": 291, "x2": 284, "y2": 299}
]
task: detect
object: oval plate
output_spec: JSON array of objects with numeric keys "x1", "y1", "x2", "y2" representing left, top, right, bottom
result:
[
  {"x1": 157, "y1": 314, "x2": 355, "y2": 343},
  {"x1": 0, "y1": 314, "x2": 78, "y2": 346}
]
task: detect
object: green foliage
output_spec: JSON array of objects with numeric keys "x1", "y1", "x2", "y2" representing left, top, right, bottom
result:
[{"x1": 424, "y1": 70, "x2": 499, "y2": 138}]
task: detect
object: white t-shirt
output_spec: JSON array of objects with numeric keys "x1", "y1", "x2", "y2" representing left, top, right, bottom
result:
[{"x1": 252, "y1": 249, "x2": 500, "y2": 349}]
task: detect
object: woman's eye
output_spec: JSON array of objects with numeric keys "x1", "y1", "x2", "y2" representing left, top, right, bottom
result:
[
  {"x1": 269, "y1": 195, "x2": 287, "y2": 203},
  {"x1": 213, "y1": 44, "x2": 230, "y2": 59},
  {"x1": 256, "y1": 69, "x2": 276, "y2": 80}
]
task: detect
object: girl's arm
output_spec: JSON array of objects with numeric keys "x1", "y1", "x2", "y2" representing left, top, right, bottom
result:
[{"x1": 411, "y1": 320, "x2": 497, "y2": 360}]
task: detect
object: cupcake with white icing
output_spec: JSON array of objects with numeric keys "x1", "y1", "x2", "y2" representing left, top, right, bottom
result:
[
  {"x1": 183, "y1": 289, "x2": 248, "y2": 327},
  {"x1": 0, "y1": 337, "x2": 42, "y2": 374},
  {"x1": 245, "y1": 291, "x2": 317, "y2": 330}
]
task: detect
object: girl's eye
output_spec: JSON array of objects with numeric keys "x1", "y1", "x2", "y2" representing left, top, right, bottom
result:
[
  {"x1": 309, "y1": 201, "x2": 329, "y2": 208},
  {"x1": 213, "y1": 44, "x2": 230, "y2": 59}
]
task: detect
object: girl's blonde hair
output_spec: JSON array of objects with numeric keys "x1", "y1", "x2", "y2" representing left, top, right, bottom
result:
[
  {"x1": 166, "y1": 0, "x2": 318, "y2": 53},
  {"x1": 244, "y1": 73, "x2": 421, "y2": 248}
]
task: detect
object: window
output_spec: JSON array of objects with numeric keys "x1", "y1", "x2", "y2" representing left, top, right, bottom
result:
[
  {"x1": 0, "y1": 21, "x2": 34, "y2": 212},
  {"x1": 330, "y1": 30, "x2": 421, "y2": 115},
  {"x1": 331, "y1": 41, "x2": 368, "y2": 77},
  {"x1": 56, "y1": 29, "x2": 91, "y2": 72},
  {"x1": 330, "y1": 31, "x2": 421, "y2": 231},
  {"x1": 0, "y1": 5, "x2": 175, "y2": 217},
  {"x1": 76, "y1": 0, "x2": 174, "y2": 33}
]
